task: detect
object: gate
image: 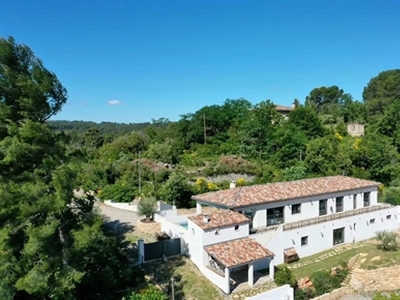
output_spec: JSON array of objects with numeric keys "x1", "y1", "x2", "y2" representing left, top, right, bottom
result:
[{"x1": 144, "y1": 238, "x2": 181, "y2": 261}]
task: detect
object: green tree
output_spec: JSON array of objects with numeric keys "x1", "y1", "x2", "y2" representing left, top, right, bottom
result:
[
  {"x1": 305, "y1": 86, "x2": 345, "y2": 113},
  {"x1": 282, "y1": 165, "x2": 307, "y2": 181},
  {"x1": 0, "y1": 37, "x2": 143, "y2": 299},
  {"x1": 161, "y1": 171, "x2": 193, "y2": 208},
  {"x1": 304, "y1": 136, "x2": 339, "y2": 176},
  {"x1": 271, "y1": 123, "x2": 308, "y2": 168},
  {"x1": 351, "y1": 132, "x2": 399, "y2": 184},
  {"x1": 0, "y1": 37, "x2": 67, "y2": 133},
  {"x1": 382, "y1": 187, "x2": 400, "y2": 205},
  {"x1": 363, "y1": 69, "x2": 400, "y2": 116},
  {"x1": 137, "y1": 197, "x2": 158, "y2": 221},
  {"x1": 288, "y1": 106, "x2": 325, "y2": 139},
  {"x1": 375, "y1": 100, "x2": 400, "y2": 151}
]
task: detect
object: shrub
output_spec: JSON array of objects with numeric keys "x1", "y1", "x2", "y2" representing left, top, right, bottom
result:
[
  {"x1": 376, "y1": 230, "x2": 400, "y2": 251},
  {"x1": 294, "y1": 287, "x2": 307, "y2": 300},
  {"x1": 311, "y1": 270, "x2": 341, "y2": 296},
  {"x1": 122, "y1": 284, "x2": 168, "y2": 300},
  {"x1": 274, "y1": 266, "x2": 296, "y2": 287}
]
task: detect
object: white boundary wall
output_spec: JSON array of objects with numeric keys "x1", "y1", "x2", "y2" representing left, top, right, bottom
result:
[{"x1": 245, "y1": 284, "x2": 294, "y2": 300}]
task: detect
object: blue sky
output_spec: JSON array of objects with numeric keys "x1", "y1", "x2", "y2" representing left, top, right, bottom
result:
[{"x1": 1, "y1": 0, "x2": 399, "y2": 124}]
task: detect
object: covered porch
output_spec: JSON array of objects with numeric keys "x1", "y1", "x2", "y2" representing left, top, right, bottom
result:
[{"x1": 204, "y1": 237, "x2": 275, "y2": 294}]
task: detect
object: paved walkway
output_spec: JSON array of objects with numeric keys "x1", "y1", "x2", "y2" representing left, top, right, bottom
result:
[{"x1": 287, "y1": 242, "x2": 365, "y2": 270}]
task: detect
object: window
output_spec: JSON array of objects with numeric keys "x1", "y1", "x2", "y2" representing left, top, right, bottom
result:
[
  {"x1": 363, "y1": 192, "x2": 370, "y2": 207},
  {"x1": 234, "y1": 225, "x2": 239, "y2": 231},
  {"x1": 333, "y1": 227, "x2": 345, "y2": 245},
  {"x1": 301, "y1": 236, "x2": 308, "y2": 246},
  {"x1": 336, "y1": 197, "x2": 344, "y2": 212},
  {"x1": 292, "y1": 204, "x2": 301, "y2": 214},
  {"x1": 353, "y1": 223, "x2": 356, "y2": 230},
  {"x1": 215, "y1": 229, "x2": 220, "y2": 235},
  {"x1": 387, "y1": 215, "x2": 392, "y2": 220},
  {"x1": 370, "y1": 218, "x2": 375, "y2": 224},
  {"x1": 267, "y1": 207, "x2": 284, "y2": 226},
  {"x1": 353, "y1": 194, "x2": 357, "y2": 209},
  {"x1": 319, "y1": 199, "x2": 327, "y2": 216}
]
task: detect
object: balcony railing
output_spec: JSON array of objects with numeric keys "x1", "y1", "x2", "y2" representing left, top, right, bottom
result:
[{"x1": 283, "y1": 204, "x2": 394, "y2": 231}]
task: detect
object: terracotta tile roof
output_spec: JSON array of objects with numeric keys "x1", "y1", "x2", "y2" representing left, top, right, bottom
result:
[
  {"x1": 205, "y1": 237, "x2": 274, "y2": 268},
  {"x1": 188, "y1": 210, "x2": 250, "y2": 231},
  {"x1": 192, "y1": 176, "x2": 380, "y2": 208}
]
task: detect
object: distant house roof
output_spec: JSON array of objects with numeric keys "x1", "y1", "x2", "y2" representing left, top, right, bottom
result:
[
  {"x1": 205, "y1": 237, "x2": 274, "y2": 268},
  {"x1": 192, "y1": 176, "x2": 380, "y2": 209},
  {"x1": 275, "y1": 105, "x2": 294, "y2": 112},
  {"x1": 188, "y1": 210, "x2": 250, "y2": 231}
]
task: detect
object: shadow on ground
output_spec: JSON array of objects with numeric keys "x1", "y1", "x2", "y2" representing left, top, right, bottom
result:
[
  {"x1": 141, "y1": 256, "x2": 187, "y2": 300},
  {"x1": 103, "y1": 218, "x2": 135, "y2": 235},
  {"x1": 102, "y1": 216, "x2": 139, "y2": 262}
]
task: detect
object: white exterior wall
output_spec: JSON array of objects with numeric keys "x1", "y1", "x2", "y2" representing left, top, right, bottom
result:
[
  {"x1": 198, "y1": 265, "x2": 227, "y2": 294},
  {"x1": 153, "y1": 213, "x2": 189, "y2": 255},
  {"x1": 242, "y1": 187, "x2": 378, "y2": 228},
  {"x1": 202, "y1": 223, "x2": 249, "y2": 246},
  {"x1": 245, "y1": 284, "x2": 294, "y2": 300},
  {"x1": 263, "y1": 205, "x2": 398, "y2": 265},
  {"x1": 185, "y1": 220, "x2": 205, "y2": 267}
]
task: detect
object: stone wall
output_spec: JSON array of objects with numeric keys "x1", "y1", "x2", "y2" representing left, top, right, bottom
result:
[
  {"x1": 351, "y1": 265, "x2": 400, "y2": 292},
  {"x1": 136, "y1": 220, "x2": 161, "y2": 233}
]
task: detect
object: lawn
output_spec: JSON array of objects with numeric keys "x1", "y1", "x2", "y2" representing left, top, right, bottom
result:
[
  {"x1": 141, "y1": 256, "x2": 221, "y2": 300},
  {"x1": 283, "y1": 241, "x2": 400, "y2": 279}
]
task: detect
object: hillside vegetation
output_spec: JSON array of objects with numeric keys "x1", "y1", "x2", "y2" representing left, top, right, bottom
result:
[{"x1": 2, "y1": 36, "x2": 400, "y2": 299}]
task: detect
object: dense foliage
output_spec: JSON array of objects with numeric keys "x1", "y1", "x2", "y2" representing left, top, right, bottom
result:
[
  {"x1": 122, "y1": 285, "x2": 168, "y2": 300},
  {"x1": 0, "y1": 37, "x2": 144, "y2": 299},
  {"x1": 2, "y1": 35, "x2": 400, "y2": 297},
  {"x1": 58, "y1": 69, "x2": 400, "y2": 207}
]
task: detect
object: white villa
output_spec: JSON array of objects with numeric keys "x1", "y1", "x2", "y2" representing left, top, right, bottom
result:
[
  {"x1": 185, "y1": 176, "x2": 399, "y2": 293},
  {"x1": 153, "y1": 176, "x2": 399, "y2": 295}
]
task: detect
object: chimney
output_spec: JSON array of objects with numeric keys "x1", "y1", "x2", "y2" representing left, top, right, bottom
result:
[
  {"x1": 291, "y1": 102, "x2": 296, "y2": 109},
  {"x1": 230, "y1": 181, "x2": 236, "y2": 189},
  {"x1": 203, "y1": 214, "x2": 210, "y2": 223}
]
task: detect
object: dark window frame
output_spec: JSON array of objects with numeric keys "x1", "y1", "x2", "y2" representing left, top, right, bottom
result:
[
  {"x1": 333, "y1": 227, "x2": 345, "y2": 245},
  {"x1": 319, "y1": 199, "x2": 328, "y2": 216},
  {"x1": 267, "y1": 207, "x2": 284, "y2": 226},
  {"x1": 301, "y1": 236, "x2": 308, "y2": 246},
  {"x1": 336, "y1": 196, "x2": 344, "y2": 212},
  {"x1": 363, "y1": 192, "x2": 370, "y2": 207},
  {"x1": 291, "y1": 204, "x2": 301, "y2": 214}
]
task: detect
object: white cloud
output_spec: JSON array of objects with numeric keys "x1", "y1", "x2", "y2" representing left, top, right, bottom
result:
[{"x1": 108, "y1": 99, "x2": 123, "y2": 105}]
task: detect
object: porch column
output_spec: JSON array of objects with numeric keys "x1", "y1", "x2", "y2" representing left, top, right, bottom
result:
[
  {"x1": 269, "y1": 259, "x2": 275, "y2": 280},
  {"x1": 224, "y1": 267, "x2": 230, "y2": 294},
  {"x1": 248, "y1": 262, "x2": 254, "y2": 287},
  {"x1": 196, "y1": 202, "x2": 202, "y2": 215}
]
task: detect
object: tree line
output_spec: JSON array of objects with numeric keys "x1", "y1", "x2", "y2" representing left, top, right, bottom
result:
[{"x1": 1, "y1": 36, "x2": 400, "y2": 298}]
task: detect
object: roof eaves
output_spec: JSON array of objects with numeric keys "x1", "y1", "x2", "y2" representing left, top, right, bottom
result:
[{"x1": 227, "y1": 184, "x2": 380, "y2": 209}]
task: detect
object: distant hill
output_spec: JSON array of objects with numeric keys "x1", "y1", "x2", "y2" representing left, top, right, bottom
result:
[{"x1": 46, "y1": 120, "x2": 151, "y2": 135}]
